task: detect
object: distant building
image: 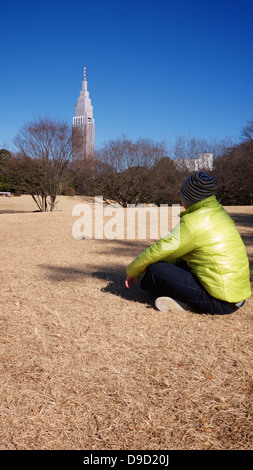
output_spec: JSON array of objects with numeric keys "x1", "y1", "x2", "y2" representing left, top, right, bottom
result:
[
  {"x1": 72, "y1": 67, "x2": 95, "y2": 161},
  {"x1": 174, "y1": 153, "x2": 213, "y2": 172}
]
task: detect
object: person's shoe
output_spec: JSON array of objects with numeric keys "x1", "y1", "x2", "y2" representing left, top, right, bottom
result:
[{"x1": 155, "y1": 296, "x2": 189, "y2": 313}]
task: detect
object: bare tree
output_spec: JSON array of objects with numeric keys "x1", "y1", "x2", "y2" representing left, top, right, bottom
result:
[
  {"x1": 241, "y1": 119, "x2": 253, "y2": 142},
  {"x1": 93, "y1": 136, "x2": 169, "y2": 206},
  {"x1": 171, "y1": 135, "x2": 234, "y2": 161},
  {"x1": 13, "y1": 117, "x2": 77, "y2": 211},
  {"x1": 97, "y1": 135, "x2": 168, "y2": 172}
]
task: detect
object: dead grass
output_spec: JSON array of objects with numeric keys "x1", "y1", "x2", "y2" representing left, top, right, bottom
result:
[{"x1": 0, "y1": 195, "x2": 252, "y2": 450}]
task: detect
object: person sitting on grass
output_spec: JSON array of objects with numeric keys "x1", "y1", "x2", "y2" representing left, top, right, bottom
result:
[{"x1": 125, "y1": 171, "x2": 251, "y2": 315}]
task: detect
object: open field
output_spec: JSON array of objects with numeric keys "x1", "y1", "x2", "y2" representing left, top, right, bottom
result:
[{"x1": 0, "y1": 195, "x2": 252, "y2": 450}]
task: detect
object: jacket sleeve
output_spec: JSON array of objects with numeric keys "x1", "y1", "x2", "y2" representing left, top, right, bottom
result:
[{"x1": 126, "y1": 217, "x2": 195, "y2": 278}]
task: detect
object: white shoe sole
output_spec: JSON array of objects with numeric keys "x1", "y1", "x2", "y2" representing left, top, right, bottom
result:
[{"x1": 155, "y1": 296, "x2": 188, "y2": 313}]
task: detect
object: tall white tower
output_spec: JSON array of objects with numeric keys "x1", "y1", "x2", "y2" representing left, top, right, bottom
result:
[{"x1": 72, "y1": 67, "x2": 95, "y2": 161}]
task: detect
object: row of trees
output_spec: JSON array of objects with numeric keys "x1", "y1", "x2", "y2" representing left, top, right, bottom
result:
[{"x1": 1, "y1": 117, "x2": 252, "y2": 210}]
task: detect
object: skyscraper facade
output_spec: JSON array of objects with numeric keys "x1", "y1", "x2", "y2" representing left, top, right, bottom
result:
[{"x1": 72, "y1": 67, "x2": 95, "y2": 161}]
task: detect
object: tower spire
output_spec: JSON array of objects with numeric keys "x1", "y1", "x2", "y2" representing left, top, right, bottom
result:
[{"x1": 72, "y1": 66, "x2": 95, "y2": 161}]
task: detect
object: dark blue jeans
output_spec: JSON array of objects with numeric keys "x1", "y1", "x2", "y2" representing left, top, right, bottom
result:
[{"x1": 140, "y1": 261, "x2": 242, "y2": 315}]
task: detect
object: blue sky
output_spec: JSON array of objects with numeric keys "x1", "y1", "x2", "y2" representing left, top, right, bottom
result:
[{"x1": 1, "y1": 0, "x2": 253, "y2": 151}]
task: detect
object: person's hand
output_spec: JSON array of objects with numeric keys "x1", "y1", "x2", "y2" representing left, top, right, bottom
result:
[{"x1": 125, "y1": 275, "x2": 138, "y2": 290}]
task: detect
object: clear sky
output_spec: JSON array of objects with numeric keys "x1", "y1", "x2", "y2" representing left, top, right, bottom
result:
[{"x1": 1, "y1": 0, "x2": 253, "y2": 151}]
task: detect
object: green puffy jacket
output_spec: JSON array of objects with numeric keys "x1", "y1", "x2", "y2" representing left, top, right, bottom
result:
[{"x1": 126, "y1": 195, "x2": 251, "y2": 303}]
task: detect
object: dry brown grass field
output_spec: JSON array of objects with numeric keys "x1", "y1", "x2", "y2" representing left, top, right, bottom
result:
[{"x1": 0, "y1": 195, "x2": 252, "y2": 450}]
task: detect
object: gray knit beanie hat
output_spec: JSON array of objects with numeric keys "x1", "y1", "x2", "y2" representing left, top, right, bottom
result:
[{"x1": 179, "y1": 171, "x2": 216, "y2": 207}]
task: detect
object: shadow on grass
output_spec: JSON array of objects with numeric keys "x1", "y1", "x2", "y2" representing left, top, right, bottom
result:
[
  {"x1": 93, "y1": 269, "x2": 153, "y2": 306},
  {"x1": 40, "y1": 263, "x2": 154, "y2": 306},
  {"x1": 0, "y1": 210, "x2": 40, "y2": 214},
  {"x1": 40, "y1": 212, "x2": 253, "y2": 306},
  {"x1": 229, "y1": 212, "x2": 253, "y2": 228}
]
